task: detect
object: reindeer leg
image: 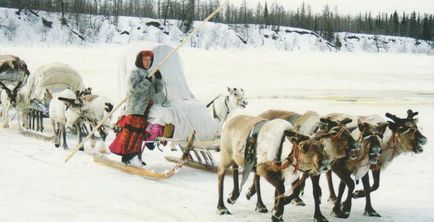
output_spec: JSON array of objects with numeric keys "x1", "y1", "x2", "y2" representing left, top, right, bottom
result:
[
  {"x1": 326, "y1": 170, "x2": 337, "y2": 203},
  {"x1": 53, "y1": 121, "x2": 60, "y2": 148},
  {"x1": 2, "y1": 102, "x2": 10, "y2": 128},
  {"x1": 262, "y1": 171, "x2": 285, "y2": 222},
  {"x1": 311, "y1": 175, "x2": 328, "y2": 222},
  {"x1": 62, "y1": 124, "x2": 68, "y2": 150},
  {"x1": 254, "y1": 173, "x2": 268, "y2": 213},
  {"x1": 246, "y1": 180, "x2": 257, "y2": 200},
  {"x1": 338, "y1": 174, "x2": 354, "y2": 218},
  {"x1": 2, "y1": 105, "x2": 8, "y2": 128},
  {"x1": 354, "y1": 169, "x2": 381, "y2": 198},
  {"x1": 217, "y1": 162, "x2": 232, "y2": 215},
  {"x1": 331, "y1": 180, "x2": 346, "y2": 217},
  {"x1": 291, "y1": 177, "x2": 306, "y2": 206},
  {"x1": 227, "y1": 163, "x2": 241, "y2": 204},
  {"x1": 362, "y1": 173, "x2": 381, "y2": 217},
  {"x1": 77, "y1": 123, "x2": 84, "y2": 151}
]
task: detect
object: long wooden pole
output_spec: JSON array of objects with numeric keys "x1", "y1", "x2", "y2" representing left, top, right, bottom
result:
[{"x1": 65, "y1": 1, "x2": 227, "y2": 163}]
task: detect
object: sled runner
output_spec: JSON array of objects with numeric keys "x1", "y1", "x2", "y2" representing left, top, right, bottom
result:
[{"x1": 94, "y1": 132, "x2": 196, "y2": 179}]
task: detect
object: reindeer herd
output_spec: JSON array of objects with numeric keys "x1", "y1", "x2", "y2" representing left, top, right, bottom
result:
[
  {"x1": 217, "y1": 109, "x2": 427, "y2": 222},
  {"x1": 0, "y1": 55, "x2": 428, "y2": 222}
]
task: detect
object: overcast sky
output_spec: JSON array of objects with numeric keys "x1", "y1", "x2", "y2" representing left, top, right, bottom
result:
[{"x1": 228, "y1": 0, "x2": 434, "y2": 16}]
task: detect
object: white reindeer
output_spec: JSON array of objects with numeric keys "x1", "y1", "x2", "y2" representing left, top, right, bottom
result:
[
  {"x1": 0, "y1": 81, "x2": 24, "y2": 128},
  {"x1": 206, "y1": 87, "x2": 248, "y2": 123},
  {"x1": 79, "y1": 90, "x2": 114, "y2": 148},
  {"x1": 49, "y1": 89, "x2": 87, "y2": 150}
]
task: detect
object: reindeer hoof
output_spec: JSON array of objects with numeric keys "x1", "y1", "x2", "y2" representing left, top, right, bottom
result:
[
  {"x1": 255, "y1": 205, "x2": 268, "y2": 213},
  {"x1": 271, "y1": 213, "x2": 284, "y2": 222},
  {"x1": 246, "y1": 190, "x2": 255, "y2": 200},
  {"x1": 55, "y1": 143, "x2": 60, "y2": 148},
  {"x1": 227, "y1": 197, "x2": 236, "y2": 205},
  {"x1": 217, "y1": 207, "x2": 231, "y2": 215},
  {"x1": 63, "y1": 147, "x2": 69, "y2": 150},
  {"x1": 291, "y1": 197, "x2": 306, "y2": 206},
  {"x1": 331, "y1": 207, "x2": 345, "y2": 218},
  {"x1": 364, "y1": 209, "x2": 381, "y2": 217},
  {"x1": 79, "y1": 147, "x2": 84, "y2": 151},
  {"x1": 352, "y1": 190, "x2": 366, "y2": 199},
  {"x1": 331, "y1": 211, "x2": 348, "y2": 218},
  {"x1": 327, "y1": 196, "x2": 337, "y2": 204},
  {"x1": 314, "y1": 214, "x2": 329, "y2": 222}
]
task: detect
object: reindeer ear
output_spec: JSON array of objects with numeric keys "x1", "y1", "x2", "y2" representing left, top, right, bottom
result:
[
  {"x1": 284, "y1": 130, "x2": 308, "y2": 144},
  {"x1": 340, "y1": 117, "x2": 352, "y2": 125},
  {"x1": 387, "y1": 121, "x2": 397, "y2": 132},
  {"x1": 377, "y1": 122, "x2": 388, "y2": 135},
  {"x1": 358, "y1": 119, "x2": 369, "y2": 131}
]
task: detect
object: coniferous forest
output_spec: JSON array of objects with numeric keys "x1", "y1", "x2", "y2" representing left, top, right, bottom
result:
[{"x1": 0, "y1": 0, "x2": 432, "y2": 42}]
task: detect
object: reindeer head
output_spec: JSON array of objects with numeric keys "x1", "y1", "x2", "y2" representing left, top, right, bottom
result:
[
  {"x1": 317, "y1": 117, "x2": 359, "y2": 160},
  {"x1": 57, "y1": 96, "x2": 88, "y2": 116},
  {"x1": 357, "y1": 120, "x2": 388, "y2": 165},
  {"x1": 385, "y1": 110, "x2": 427, "y2": 153},
  {"x1": 284, "y1": 130, "x2": 330, "y2": 176},
  {"x1": 227, "y1": 87, "x2": 248, "y2": 108},
  {"x1": 0, "y1": 81, "x2": 23, "y2": 107}
]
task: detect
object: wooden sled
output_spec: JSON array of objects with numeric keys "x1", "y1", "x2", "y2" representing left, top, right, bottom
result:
[{"x1": 93, "y1": 132, "x2": 196, "y2": 180}]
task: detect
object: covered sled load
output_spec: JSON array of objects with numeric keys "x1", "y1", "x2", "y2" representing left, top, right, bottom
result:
[
  {"x1": 0, "y1": 55, "x2": 30, "y2": 85},
  {"x1": 118, "y1": 42, "x2": 220, "y2": 141},
  {"x1": 29, "y1": 63, "x2": 85, "y2": 101}
]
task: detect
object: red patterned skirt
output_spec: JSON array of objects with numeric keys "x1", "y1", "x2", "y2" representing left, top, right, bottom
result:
[{"x1": 109, "y1": 115, "x2": 147, "y2": 155}]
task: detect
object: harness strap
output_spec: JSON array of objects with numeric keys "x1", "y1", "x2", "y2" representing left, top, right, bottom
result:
[
  {"x1": 212, "y1": 102, "x2": 221, "y2": 122},
  {"x1": 240, "y1": 120, "x2": 267, "y2": 190},
  {"x1": 206, "y1": 95, "x2": 221, "y2": 108}
]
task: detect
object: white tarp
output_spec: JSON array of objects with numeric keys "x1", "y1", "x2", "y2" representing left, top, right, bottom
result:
[
  {"x1": 118, "y1": 42, "x2": 219, "y2": 141},
  {"x1": 29, "y1": 63, "x2": 85, "y2": 100}
]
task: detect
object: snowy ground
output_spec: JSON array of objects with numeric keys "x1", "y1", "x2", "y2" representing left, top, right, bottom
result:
[{"x1": 0, "y1": 46, "x2": 433, "y2": 222}]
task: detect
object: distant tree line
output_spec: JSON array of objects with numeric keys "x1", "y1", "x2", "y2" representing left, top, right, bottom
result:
[{"x1": 0, "y1": 0, "x2": 432, "y2": 42}]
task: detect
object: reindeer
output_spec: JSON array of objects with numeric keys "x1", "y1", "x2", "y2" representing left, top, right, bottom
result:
[
  {"x1": 247, "y1": 110, "x2": 358, "y2": 222},
  {"x1": 258, "y1": 109, "x2": 301, "y2": 125},
  {"x1": 217, "y1": 116, "x2": 331, "y2": 222},
  {"x1": 77, "y1": 87, "x2": 114, "y2": 148},
  {"x1": 352, "y1": 110, "x2": 427, "y2": 211},
  {"x1": 206, "y1": 87, "x2": 248, "y2": 123},
  {"x1": 0, "y1": 81, "x2": 24, "y2": 128},
  {"x1": 324, "y1": 113, "x2": 388, "y2": 218},
  {"x1": 49, "y1": 89, "x2": 88, "y2": 150}
]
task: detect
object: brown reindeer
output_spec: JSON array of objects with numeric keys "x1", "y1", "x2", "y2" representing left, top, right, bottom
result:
[
  {"x1": 291, "y1": 111, "x2": 359, "y2": 206},
  {"x1": 352, "y1": 110, "x2": 427, "y2": 211},
  {"x1": 326, "y1": 114, "x2": 388, "y2": 218},
  {"x1": 217, "y1": 116, "x2": 331, "y2": 222}
]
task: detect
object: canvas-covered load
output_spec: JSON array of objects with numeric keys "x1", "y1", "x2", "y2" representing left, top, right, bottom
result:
[
  {"x1": 29, "y1": 63, "x2": 85, "y2": 100},
  {"x1": 118, "y1": 42, "x2": 220, "y2": 141},
  {"x1": 0, "y1": 55, "x2": 29, "y2": 85}
]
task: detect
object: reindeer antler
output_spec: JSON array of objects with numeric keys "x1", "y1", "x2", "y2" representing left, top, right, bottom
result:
[
  {"x1": 385, "y1": 112, "x2": 402, "y2": 123},
  {"x1": 407, "y1": 109, "x2": 418, "y2": 119},
  {"x1": 0, "y1": 81, "x2": 11, "y2": 94},
  {"x1": 13, "y1": 81, "x2": 22, "y2": 93}
]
